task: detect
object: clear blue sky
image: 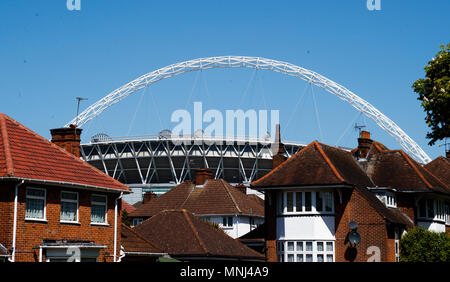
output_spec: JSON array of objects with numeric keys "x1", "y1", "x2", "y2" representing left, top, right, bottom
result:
[{"x1": 0, "y1": 0, "x2": 449, "y2": 161}]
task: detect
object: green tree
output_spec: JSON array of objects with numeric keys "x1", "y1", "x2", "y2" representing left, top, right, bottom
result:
[
  {"x1": 399, "y1": 227, "x2": 450, "y2": 262},
  {"x1": 122, "y1": 210, "x2": 132, "y2": 227},
  {"x1": 412, "y1": 44, "x2": 450, "y2": 146}
]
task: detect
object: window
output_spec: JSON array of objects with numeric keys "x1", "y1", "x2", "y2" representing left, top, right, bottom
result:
[
  {"x1": 132, "y1": 218, "x2": 144, "y2": 227},
  {"x1": 60, "y1": 191, "x2": 78, "y2": 222},
  {"x1": 278, "y1": 191, "x2": 334, "y2": 215},
  {"x1": 445, "y1": 202, "x2": 450, "y2": 225},
  {"x1": 25, "y1": 188, "x2": 46, "y2": 220},
  {"x1": 374, "y1": 191, "x2": 397, "y2": 208},
  {"x1": 277, "y1": 240, "x2": 334, "y2": 262},
  {"x1": 91, "y1": 194, "x2": 107, "y2": 224},
  {"x1": 394, "y1": 228, "x2": 400, "y2": 262},
  {"x1": 417, "y1": 198, "x2": 447, "y2": 222},
  {"x1": 222, "y1": 216, "x2": 233, "y2": 227}
]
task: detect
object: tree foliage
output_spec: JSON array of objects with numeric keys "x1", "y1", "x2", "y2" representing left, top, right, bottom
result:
[
  {"x1": 412, "y1": 44, "x2": 450, "y2": 145},
  {"x1": 122, "y1": 210, "x2": 132, "y2": 227},
  {"x1": 399, "y1": 227, "x2": 450, "y2": 262}
]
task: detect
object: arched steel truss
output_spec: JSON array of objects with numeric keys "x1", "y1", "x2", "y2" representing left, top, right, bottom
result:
[{"x1": 66, "y1": 56, "x2": 431, "y2": 163}]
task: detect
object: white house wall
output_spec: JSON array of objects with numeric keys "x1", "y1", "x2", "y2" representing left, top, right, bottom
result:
[{"x1": 276, "y1": 215, "x2": 335, "y2": 241}]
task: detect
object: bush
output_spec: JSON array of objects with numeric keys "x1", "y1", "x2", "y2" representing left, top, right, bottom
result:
[{"x1": 399, "y1": 227, "x2": 450, "y2": 262}]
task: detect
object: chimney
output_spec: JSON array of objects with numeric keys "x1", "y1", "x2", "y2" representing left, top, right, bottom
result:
[
  {"x1": 142, "y1": 192, "x2": 157, "y2": 204},
  {"x1": 272, "y1": 124, "x2": 287, "y2": 168},
  {"x1": 357, "y1": 130, "x2": 373, "y2": 159},
  {"x1": 195, "y1": 168, "x2": 212, "y2": 185},
  {"x1": 235, "y1": 183, "x2": 247, "y2": 194},
  {"x1": 50, "y1": 124, "x2": 82, "y2": 158}
]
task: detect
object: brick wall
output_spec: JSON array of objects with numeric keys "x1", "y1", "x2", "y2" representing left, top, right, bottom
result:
[
  {"x1": 264, "y1": 190, "x2": 277, "y2": 262},
  {"x1": 334, "y1": 188, "x2": 396, "y2": 262},
  {"x1": 0, "y1": 181, "x2": 122, "y2": 262}
]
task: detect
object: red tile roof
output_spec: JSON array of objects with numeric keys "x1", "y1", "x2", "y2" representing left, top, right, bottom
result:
[
  {"x1": 121, "y1": 224, "x2": 165, "y2": 254},
  {"x1": 130, "y1": 179, "x2": 264, "y2": 218},
  {"x1": 251, "y1": 141, "x2": 374, "y2": 188},
  {"x1": 424, "y1": 156, "x2": 450, "y2": 186},
  {"x1": 121, "y1": 200, "x2": 136, "y2": 213},
  {"x1": 134, "y1": 209, "x2": 265, "y2": 261},
  {"x1": 0, "y1": 113, "x2": 130, "y2": 192},
  {"x1": 364, "y1": 149, "x2": 450, "y2": 194}
]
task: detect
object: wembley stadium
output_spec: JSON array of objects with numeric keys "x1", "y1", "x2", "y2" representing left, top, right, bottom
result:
[{"x1": 80, "y1": 131, "x2": 307, "y2": 204}]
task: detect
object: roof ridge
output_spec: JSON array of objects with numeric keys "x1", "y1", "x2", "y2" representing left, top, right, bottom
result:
[
  {"x1": 314, "y1": 142, "x2": 345, "y2": 182},
  {"x1": 178, "y1": 183, "x2": 196, "y2": 209},
  {"x1": 399, "y1": 150, "x2": 433, "y2": 189},
  {"x1": 181, "y1": 209, "x2": 209, "y2": 254},
  {"x1": 2, "y1": 114, "x2": 129, "y2": 192},
  {"x1": 220, "y1": 179, "x2": 242, "y2": 214},
  {"x1": 0, "y1": 114, "x2": 14, "y2": 176},
  {"x1": 251, "y1": 142, "x2": 315, "y2": 186},
  {"x1": 121, "y1": 223, "x2": 164, "y2": 252}
]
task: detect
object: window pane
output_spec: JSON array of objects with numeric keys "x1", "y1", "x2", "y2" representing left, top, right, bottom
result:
[
  {"x1": 295, "y1": 192, "x2": 302, "y2": 212},
  {"x1": 280, "y1": 242, "x2": 284, "y2": 252},
  {"x1": 61, "y1": 202, "x2": 77, "y2": 221},
  {"x1": 316, "y1": 192, "x2": 323, "y2": 212},
  {"x1": 305, "y1": 192, "x2": 312, "y2": 211},
  {"x1": 296, "y1": 254, "x2": 303, "y2": 262},
  {"x1": 286, "y1": 192, "x2": 293, "y2": 212},
  {"x1": 296, "y1": 242, "x2": 303, "y2": 251},
  {"x1": 326, "y1": 242, "x2": 333, "y2": 252},
  {"x1": 27, "y1": 188, "x2": 45, "y2": 197},
  {"x1": 427, "y1": 199, "x2": 434, "y2": 218},
  {"x1": 228, "y1": 217, "x2": 233, "y2": 226},
  {"x1": 287, "y1": 254, "x2": 294, "y2": 262},
  {"x1": 305, "y1": 254, "x2": 313, "y2": 262},
  {"x1": 62, "y1": 192, "x2": 77, "y2": 201},
  {"x1": 317, "y1": 254, "x2": 324, "y2": 262},
  {"x1": 317, "y1": 242, "x2": 324, "y2": 252},
  {"x1": 288, "y1": 242, "x2": 294, "y2": 252},
  {"x1": 91, "y1": 204, "x2": 106, "y2": 223},
  {"x1": 279, "y1": 193, "x2": 284, "y2": 213},
  {"x1": 326, "y1": 255, "x2": 333, "y2": 262},
  {"x1": 26, "y1": 198, "x2": 44, "y2": 219},
  {"x1": 92, "y1": 195, "x2": 106, "y2": 203},
  {"x1": 306, "y1": 242, "x2": 312, "y2": 251},
  {"x1": 325, "y1": 192, "x2": 333, "y2": 212},
  {"x1": 419, "y1": 199, "x2": 426, "y2": 218}
]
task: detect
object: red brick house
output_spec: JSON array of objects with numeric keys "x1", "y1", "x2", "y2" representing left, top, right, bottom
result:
[
  {"x1": 130, "y1": 169, "x2": 264, "y2": 239},
  {"x1": 133, "y1": 209, "x2": 265, "y2": 261},
  {"x1": 0, "y1": 113, "x2": 131, "y2": 262},
  {"x1": 251, "y1": 130, "x2": 450, "y2": 262}
]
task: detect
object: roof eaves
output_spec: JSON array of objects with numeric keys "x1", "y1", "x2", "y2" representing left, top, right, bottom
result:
[{"x1": 0, "y1": 114, "x2": 14, "y2": 176}]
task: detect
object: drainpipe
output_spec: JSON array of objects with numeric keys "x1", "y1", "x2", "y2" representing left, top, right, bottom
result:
[
  {"x1": 113, "y1": 192, "x2": 123, "y2": 262},
  {"x1": 9, "y1": 180, "x2": 24, "y2": 262}
]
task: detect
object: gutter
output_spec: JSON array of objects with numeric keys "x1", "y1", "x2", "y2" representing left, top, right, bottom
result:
[
  {"x1": 0, "y1": 176, "x2": 131, "y2": 194},
  {"x1": 114, "y1": 192, "x2": 123, "y2": 262},
  {"x1": 9, "y1": 180, "x2": 24, "y2": 262}
]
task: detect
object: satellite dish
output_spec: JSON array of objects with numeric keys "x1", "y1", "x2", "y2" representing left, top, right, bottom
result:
[
  {"x1": 349, "y1": 221, "x2": 358, "y2": 231},
  {"x1": 348, "y1": 231, "x2": 361, "y2": 246}
]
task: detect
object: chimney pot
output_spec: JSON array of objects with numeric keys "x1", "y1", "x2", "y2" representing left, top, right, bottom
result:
[
  {"x1": 357, "y1": 131, "x2": 373, "y2": 159},
  {"x1": 272, "y1": 124, "x2": 286, "y2": 168},
  {"x1": 195, "y1": 168, "x2": 212, "y2": 185}
]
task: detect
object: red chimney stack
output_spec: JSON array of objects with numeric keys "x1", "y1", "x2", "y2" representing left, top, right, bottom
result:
[
  {"x1": 357, "y1": 130, "x2": 373, "y2": 159},
  {"x1": 272, "y1": 124, "x2": 286, "y2": 168},
  {"x1": 235, "y1": 183, "x2": 247, "y2": 194},
  {"x1": 195, "y1": 168, "x2": 212, "y2": 185},
  {"x1": 50, "y1": 124, "x2": 82, "y2": 158}
]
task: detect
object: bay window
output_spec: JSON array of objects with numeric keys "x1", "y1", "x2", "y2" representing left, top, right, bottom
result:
[
  {"x1": 277, "y1": 240, "x2": 334, "y2": 262},
  {"x1": 418, "y1": 198, "x2": 447, "y2": 222},
  {"x1": 278, "y1": 191, "x2": 334, "y2": 215}
]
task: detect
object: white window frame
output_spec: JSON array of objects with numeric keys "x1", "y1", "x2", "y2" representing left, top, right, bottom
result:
[
  {"x1": 222, "y1": 216, "x2": 233, "y2": 228},
  {"x1": 25, "y1": 187, "x2": 47, "y2": 221},
  {"x1": 132, "y1": 218, "x2": 144, "y2": 227},
  {"x1": 91, "y1": 194, "x2": 108, "y2": 225},
  {"x1": 278, "y1": 190, "x2": 334, "y2": 215},
  {"x1": 417, "y1": 198, "x2": 446, "y2": 223},
  {"x1": 60, "y1": 191, "x2": 79, "y2": 223},
  {"x1": 277, "y1": 240, "x2": 335, "y2": 262},
  {"x1": 374, "y1": 190, "x2": 397, "y2": 208}
]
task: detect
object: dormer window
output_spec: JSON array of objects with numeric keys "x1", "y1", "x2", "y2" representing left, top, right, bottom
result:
[{"x1": 373, "y1": 190, "x2": 397, "y2": 208}]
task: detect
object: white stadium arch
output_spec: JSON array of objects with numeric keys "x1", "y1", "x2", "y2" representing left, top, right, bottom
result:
[{"x1": 65, "y1": 56, "x2": 431, "y2": 164}]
